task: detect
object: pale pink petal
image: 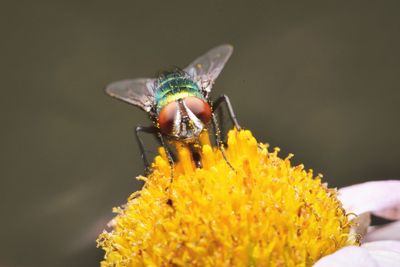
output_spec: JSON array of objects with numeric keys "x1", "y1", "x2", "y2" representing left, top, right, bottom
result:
[
  {"x1": 362, "y1": 241, "x2": 400, "y2": 266},
  {"x1": 314, "y1": 241, "x2": 400, "y2": 267},
  {"x1": 365, "y1": 221, "x2": 400, "y2": 242},
  {"x1": 338, "y1": 180, "x2": 400, "y2": 220},
  {"x1": 313, "y1": 246, "x2": 378, "y2": 267}
]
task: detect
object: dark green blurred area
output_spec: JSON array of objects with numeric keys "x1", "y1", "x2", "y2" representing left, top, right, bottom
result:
[{"x1": 1, "y1": 1, "x2": 399, "y2": 266}]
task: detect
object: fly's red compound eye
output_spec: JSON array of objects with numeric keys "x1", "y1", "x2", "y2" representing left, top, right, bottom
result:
[
  {"x1": 158, "y1": 101, "x2": 178, "y2": 135},
  {"x1": 184, "y1": 96, "x2": 212, "y2": 124}
]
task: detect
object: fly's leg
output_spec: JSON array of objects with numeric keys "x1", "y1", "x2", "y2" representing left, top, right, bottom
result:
[
  {"x1": 134, "y1": 126, "x2": 160, "y2": 174},
  {"x1": 211, "y1": 113, "x2": 235, "y2": 172},
  {"x1": 135, "y1": 126, "x2": 174, "y2": 179},
  {"x1": 157, "y1": 132, "x2": 175, "y2": 181},
  {"x1": 212, "y1": 95, "x2": 264, "y2": 150},
  {"x1": 212, "y1": 94, "x2": 241, "y2": 130}
]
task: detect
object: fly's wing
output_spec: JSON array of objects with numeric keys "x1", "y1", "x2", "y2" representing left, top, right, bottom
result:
[
  {"x1": 184, "y1": 44, "x2": 233, "y2": 95},
  {"x1": 105, "y1": 78, "x2": 156, "y2": 113}
]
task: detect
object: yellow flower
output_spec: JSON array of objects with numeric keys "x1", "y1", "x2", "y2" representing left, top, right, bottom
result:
[{"x1": 97, "y1": 129, "x2": 355, "y2": 266}]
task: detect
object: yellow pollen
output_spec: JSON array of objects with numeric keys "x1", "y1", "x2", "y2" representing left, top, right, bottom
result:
[{"x1": 97, "y1": 129, "x2": 355, "y2": 266}]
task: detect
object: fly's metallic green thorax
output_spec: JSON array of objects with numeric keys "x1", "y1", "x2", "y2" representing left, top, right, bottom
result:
[{"x1": 154, "y1": 72, "x2": 204, "y2": 114}]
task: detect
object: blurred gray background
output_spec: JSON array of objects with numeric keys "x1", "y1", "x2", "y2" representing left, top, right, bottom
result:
[{"x1": 1, "y1": 1, "x2": 399, "y2": 266}]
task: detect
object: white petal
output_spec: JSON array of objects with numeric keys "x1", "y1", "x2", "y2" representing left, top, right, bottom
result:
[
  {"x1": 364, "y1": 221, "x2": 400, "y2": 242},
  {"x1": 314, "y1": 241, "x2": 400, "y2": 267},
  {"x1": 313, "y1": 246, "x2": 378, "y2": 267},
  {"x1": 338, "y1": 180, "x2": 400, "y2": 220},
  {"x1": 363, "y1": 241, "x2": 400, "y2": 267}
]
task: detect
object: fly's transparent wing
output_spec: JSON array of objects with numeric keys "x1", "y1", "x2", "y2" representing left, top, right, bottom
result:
[
  {"x1": 184, "y1": 44, "x2": 233, "y2": 95},
  {"x1": 105, "y1": 78, "x2": 156, "y2": 113}
]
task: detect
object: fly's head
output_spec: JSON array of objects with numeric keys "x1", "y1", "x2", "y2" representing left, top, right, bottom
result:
[{"x1": 157, "y1": 96, "x2": 212, "y2": 142}]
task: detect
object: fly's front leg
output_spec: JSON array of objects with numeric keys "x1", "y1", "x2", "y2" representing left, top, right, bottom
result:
[
  {"x1": 212, "y1": 94, "x2": 241, "y2": 130},
  {"x1": 135, "y1": 126, "x2": 175, "y2": 178},
  {"x1": 157, "y1": 132, "x2": 175, "y2": 181},
  {"x1": 134, "y1": 125, "x2": 160, "y2": 174},
  {"x1": 211, "y1": 113, "x2": 235, "y2": 172},
  {"x1": 213, "y1": 95, "x2": 263, "y2": 151}
]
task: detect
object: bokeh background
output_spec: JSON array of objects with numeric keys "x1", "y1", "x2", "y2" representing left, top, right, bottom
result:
[{"x1": 1, "y1": 1, "x2": 399, "y2": 266}]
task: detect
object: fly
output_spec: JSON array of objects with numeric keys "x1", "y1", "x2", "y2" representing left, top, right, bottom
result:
[{"x1": 105, "y1": 44, "x2": 241, "y2": 175}]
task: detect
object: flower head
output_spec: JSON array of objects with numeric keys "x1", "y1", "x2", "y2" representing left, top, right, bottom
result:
[{"x1": 98, "y1": 129, "x2": 357, "y2": 266}]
